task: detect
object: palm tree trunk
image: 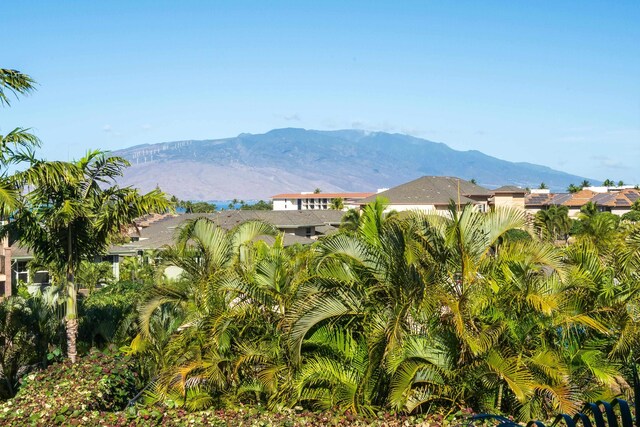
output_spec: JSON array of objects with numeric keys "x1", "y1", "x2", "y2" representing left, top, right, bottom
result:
[
  {"x1": 66, "y1": 229, "x2": 78, "y2": 363},
  {"x1": 65, "y1": 285, "x2": 78, "y2": 363}
]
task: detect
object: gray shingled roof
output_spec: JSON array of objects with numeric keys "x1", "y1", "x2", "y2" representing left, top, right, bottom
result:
[
  {"x1": 359, "y1": 176, "x2": 491, "y2": 206},
  {"x1": 13, "y1": 210, "x2": 345, "y2": 258},
  {"x1": 109, "y1": 210, "x2": 344, "y2": 254}
]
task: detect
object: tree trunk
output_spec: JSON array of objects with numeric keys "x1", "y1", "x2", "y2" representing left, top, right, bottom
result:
[
  {"x1": 66, "y1": 229, "x2": 78, "y2": 363},
  {"x1": 66, "y1": 273, "x2": 78, "y2": 363},
  {"x1": 66, "y1": 317, "x2": 78, "y2": 363}
]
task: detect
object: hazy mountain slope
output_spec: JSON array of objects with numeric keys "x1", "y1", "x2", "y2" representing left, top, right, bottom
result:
[{"x1": 113, "y1": 128, "x2": 591, "y2": 200}]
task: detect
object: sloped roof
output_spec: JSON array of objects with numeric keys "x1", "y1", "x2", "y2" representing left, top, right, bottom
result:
[
  {"x1": 595, "y1": 189, "x2": 639, "y2": 207},
  {"x1": 359, "y1": 176, "x2": 490, "y2": 206},
  {"x1": 548, "y1": 194, "x2": 573, "y2": 205},
  {"x1": 525, "y1": 193, "x2": 555, "y2": 206},
  {"x1": 13, "y1": 210, "x2": 345, "y2": 258},
  {"x1": 562, "y1": 190, "x2": 597, "y2": 207},
  {"x1": 211, "y1": 210, "x2": 344, "y2": 228},
  {"x1": 492, "y1": 185, "x2": 526, "y2": 194},
  {"x1": 525, "y1": 189, "x2": 640, "y2": 209}
]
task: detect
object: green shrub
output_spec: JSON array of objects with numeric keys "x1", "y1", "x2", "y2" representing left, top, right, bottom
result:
[{"x1": 79, "y1": 281, "x2": 147, "y2": 347}]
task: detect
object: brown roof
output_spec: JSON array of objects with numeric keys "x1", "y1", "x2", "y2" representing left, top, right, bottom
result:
[
  {"x1": 271, "y1": 192, "x2": 374, "y2": 200},
  {"x1": 596, "y1": 189, "x2": 639, "y2": 207},
  {"x1": 492, "y1": 185, "x2": 526, "y2": 194},
  {"x1": 562, "y1": 190, "x2": 598, "y2": 207},
  {"x1": 525, "y1": 189, "x2": 640, "y2": 210},
  {"x1": 359, "y1": 176, "x2": 491, "y2": 206}
]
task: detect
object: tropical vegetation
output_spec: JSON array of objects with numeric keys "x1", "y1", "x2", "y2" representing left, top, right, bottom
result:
[{"x1": 3, "y1": 68, "x2": 640, "y2": 425}]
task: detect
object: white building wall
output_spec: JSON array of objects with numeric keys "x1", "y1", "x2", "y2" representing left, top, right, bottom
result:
[{"x1": 273, "y1": 199, "x2": 297, "y2": 211}]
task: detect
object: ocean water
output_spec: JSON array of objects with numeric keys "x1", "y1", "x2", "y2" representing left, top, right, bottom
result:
[{"x1": 176, "y1": 200, "x2": 262, "y2": 213}]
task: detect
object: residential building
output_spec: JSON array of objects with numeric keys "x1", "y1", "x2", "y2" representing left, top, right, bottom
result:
[
  {"x1": 4, "y1": 210, "x2": 345, "y2": 294},
  {"x1": 524, "y1": 188, "x2": 640, "y2": 218},
  {"x1": 271, "y1": 192, "x2": 374, "y2": 211},
  {"x1": 357, "y1": 176, "x2": 492, "y2": 213},
  {"x1": 489, "y1": 185, "x2": 527, "y2": 211}
]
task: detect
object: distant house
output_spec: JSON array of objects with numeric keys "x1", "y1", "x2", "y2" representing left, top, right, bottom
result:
[
  {"x1": 524, "y1": 188, "x2": 640, "y2": 218},
  {"x1": 561, "y1": 189, "x2": 599, "y2": 217},
  {"x1": 271, "y1": 192, "x2": 375, "y2": 211},
  {"x1": 586, "y1": 188, "x2": 639, "y2": 216},
  {"x1": 357, "y1": 176, "x2": 492, "y2": 213},
  {"x1": 2, "y1": 210, "x2": 345, "y2": 295},
  {"x1": 489, "y1": 185, "x2": 527, "y2": 211}
]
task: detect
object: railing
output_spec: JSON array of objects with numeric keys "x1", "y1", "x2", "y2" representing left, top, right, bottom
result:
[{"x1": 469, "y1": 366, "x2": 640, "y2": 427}]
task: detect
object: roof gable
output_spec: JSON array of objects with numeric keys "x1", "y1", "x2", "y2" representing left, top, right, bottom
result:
[{"x1": 359, "y1": 176, "x2": 490, "y2": 206}]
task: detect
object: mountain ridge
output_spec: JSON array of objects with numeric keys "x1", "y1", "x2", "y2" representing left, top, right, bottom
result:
[{"x1": 112, "y1": 128, "x2": 593, "y2": 200}]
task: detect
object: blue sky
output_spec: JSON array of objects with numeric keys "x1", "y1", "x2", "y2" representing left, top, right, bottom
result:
[{"x1": 3, "y1": 1, "x2": 639, "y2": 184}]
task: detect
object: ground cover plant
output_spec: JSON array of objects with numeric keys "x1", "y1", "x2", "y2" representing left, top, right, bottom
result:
[{"x1": 0, "y1": 348, "x2": 136, "y2": 425}]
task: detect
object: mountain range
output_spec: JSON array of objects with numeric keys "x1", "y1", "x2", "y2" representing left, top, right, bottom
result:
[{"x1": 112, "y1": 128, "x2": 592, "y2": 200}]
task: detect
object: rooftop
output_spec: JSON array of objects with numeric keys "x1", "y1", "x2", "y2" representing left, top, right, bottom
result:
[
  {"x1": 492, "y1": 185, "x2": 526, "y2": 194},
  {"x1": 271, "y1": 192, "x2": 375, "y2": 200},
  {"x1": 13, "y1": 210, "x2": 345, "y2": 258},
  {"x1": 359, "y1": 176, "x2": 491, "y2": 206}
]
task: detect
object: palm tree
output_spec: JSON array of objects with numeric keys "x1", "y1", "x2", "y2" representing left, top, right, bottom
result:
[
  {"x1": 0, "y1": 69, "x2": 36, "y2": 106},
  {"x1": 603, "y1": 179, "x2": 615, "y2": 187},
  {"x1": 75, "y1": 261, "x2": 114, "y2": 295},
  {"x1": 6, "y1": 151, "x2": 171, "y2": 362},
  {"x1": 0, "y1": 68, "x2": 40, "y2": 217},
  {"x1": 538, "y1": 182, "x2": 548, "y2": 189},
  {"x1": 135, "y1": 217, "x2": 278, "y2": 403},
  {"x1": 339, "y1": 208, "x2": 361, "y2": 234},
  {"x1": 567, "y1": 184, "x2": 581, "y2": 193},
  {"x1": 579, "y1": 201, "x2": 598, "y2": 218},
  {"x1": 330, "y1": 197, "x2": 344, "y2": 210},
  {"x1": 534, "y1": 205, "x2": 571, "y2": 241},
  {"x1": 580, "y1": 180, "x2": 591, "y2": 189}
]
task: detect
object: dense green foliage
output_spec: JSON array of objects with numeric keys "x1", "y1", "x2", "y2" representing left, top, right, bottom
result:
[
  {"x1": 108, "y1": 200, "x2": 640, "y2": 421},
  {"x1": 79, "y1": 281, "x2": 147, "y2": 349},
  {"x1": 175, "y1": 198, "x2": 217, "y2": 213},
  {"x1": 0, "y1": 286, "x2": 65, "y2": 399},
  {"x1": 240, "y1": 199, "x2": 273, "y2": 210},
  {"x1": 2, "y1": 197, "x2": 640, "y2": 424}
]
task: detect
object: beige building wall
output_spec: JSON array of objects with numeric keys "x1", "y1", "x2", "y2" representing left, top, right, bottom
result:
[{"x1": 493, "y1": 194, "x2": 525, "y2": 210}]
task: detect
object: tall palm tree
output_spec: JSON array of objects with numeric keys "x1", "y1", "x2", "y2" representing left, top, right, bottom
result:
[{"x1": 6, "y1": 150, "x2": 171, "y2": 362}]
